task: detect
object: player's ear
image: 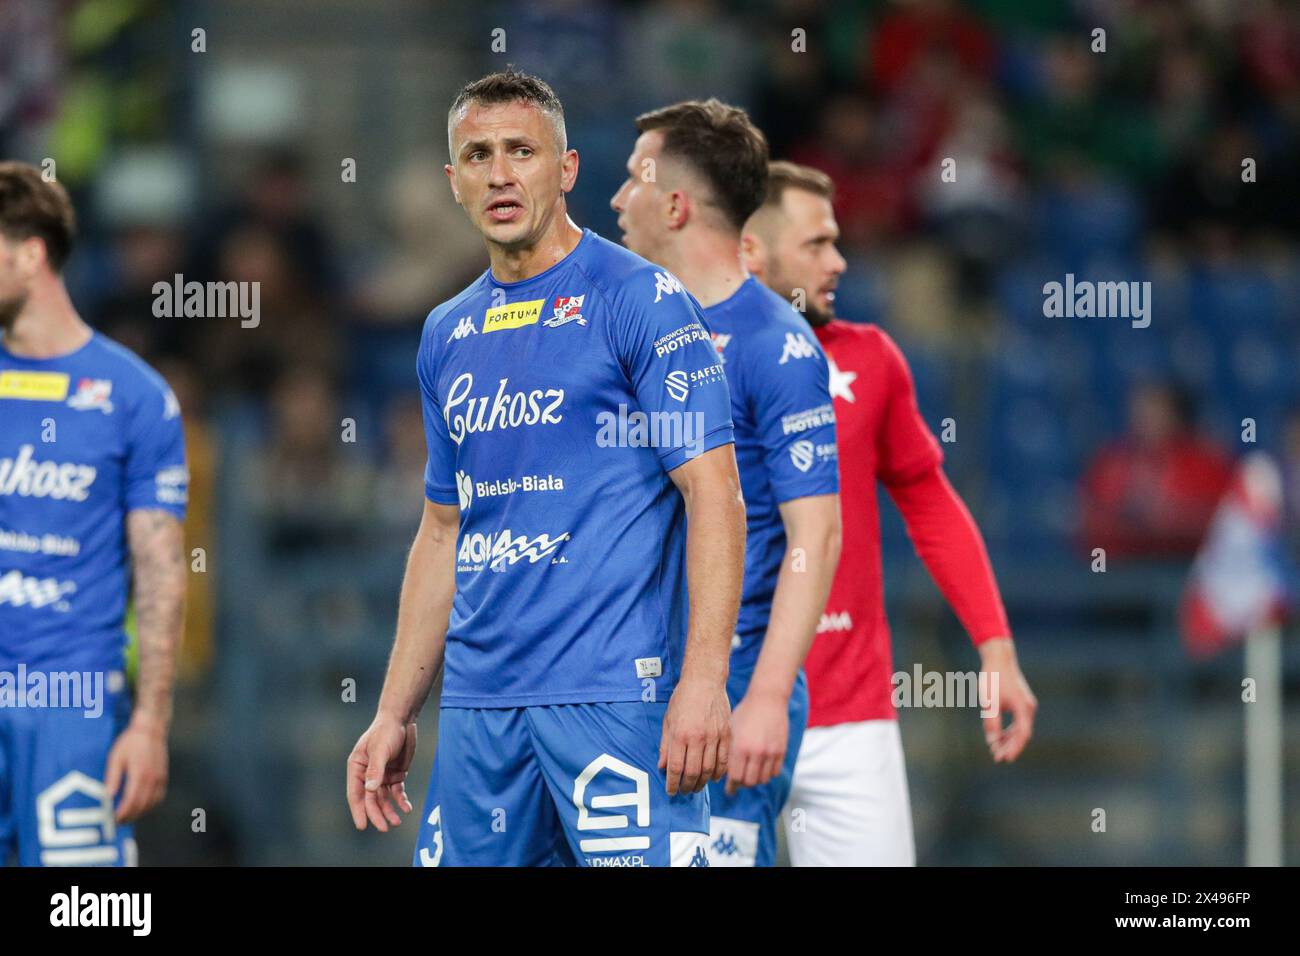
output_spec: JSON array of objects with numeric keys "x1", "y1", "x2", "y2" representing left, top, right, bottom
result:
[
  {"x1": 666, "y1": 189, "x2": 690, "y2": 231},
  {"x1": 740, "y1": 229, "x2": 765, "y2": 274},
  {"x1": 443, "y1": 164, "x2": 461, "y2": 206},
  {"x1": 559, "y1": 148, "x2": 579, "y2": 194}
]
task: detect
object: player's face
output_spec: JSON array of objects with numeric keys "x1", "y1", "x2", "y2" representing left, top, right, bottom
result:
[
  {"x1": 763, "y1": 189, "x2": 846, "y2": 326},
  {"x1": 0, "y1": 235, "x2": 33, "y2": 329},
  {"x1": 611, "y1": 131, "x2": 670, "y2": 261},
  {"x1": 445, "y1": 101, "x2": 576, "y2": 250}
]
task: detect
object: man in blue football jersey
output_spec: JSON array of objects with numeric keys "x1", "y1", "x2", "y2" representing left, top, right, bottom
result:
[
  {"x1": 346, "y1": 70, "x2": 747, "y2": 867},
  {"x1": 0, "y1": 162, "x2": 188, "y2": 866},
  {"x1": 611, "y1": 101, "x2": 842, "y2": 866}
]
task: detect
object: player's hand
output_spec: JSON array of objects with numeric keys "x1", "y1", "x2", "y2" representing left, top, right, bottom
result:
[
  {"x1": 724, "y1": 687, "x2": 788, "y2": 796},
  {"x1": 105, "y1": 715, "x2": 169, "y2": 824},
  {"x1": 979, "y1": 637, "x2": 1037, "y2": 763},
  {"x1": 660, "y1": 676, "x2": 731, "y2": 796},
  {"x1": 347, "y1": 714, "x2": 417, "y2": 831}
]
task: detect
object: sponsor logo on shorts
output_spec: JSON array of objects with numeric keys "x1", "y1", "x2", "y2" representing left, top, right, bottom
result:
[
  {"x1": 37, "y1": 772, "x2": 124, "y2": 868},
  {"x1": 483, "y1": 299, "x2": 544, "y2": 333},
  {"x1": 574, "y1": 754, "x2": 651, "y2": 854}
]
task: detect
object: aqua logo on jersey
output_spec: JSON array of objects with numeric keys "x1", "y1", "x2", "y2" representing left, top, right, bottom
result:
[{"x1": 483, "y1": 299, "x2": 544, "y2": 333}]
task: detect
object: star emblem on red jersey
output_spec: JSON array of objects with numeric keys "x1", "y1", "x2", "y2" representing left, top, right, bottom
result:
[{"x1": 828, "y1": 357, "x2": 857, "y2": 402}]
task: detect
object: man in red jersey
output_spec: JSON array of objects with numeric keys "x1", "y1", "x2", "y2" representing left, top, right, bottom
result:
[{"x1": 741, "y1": 161, "x2": 1038, "y2": 866}]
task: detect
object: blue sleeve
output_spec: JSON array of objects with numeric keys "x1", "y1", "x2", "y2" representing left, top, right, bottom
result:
[
  {"x1": 747, "y1": 326, "x2": 839, "y2": 503},
  {"x1": 124, "y1": 376, "x2": 188, "y2": 519},
  {"x1": 417, "y1": 318, "x2": 460, "y2": 506},
  {"x1": 607, "y1": 268, "x2": 734, "y2": 472}
]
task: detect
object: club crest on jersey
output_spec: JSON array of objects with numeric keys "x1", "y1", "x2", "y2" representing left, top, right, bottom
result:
[
  {"x1": 66, "y1": 379, "x2": 114, "y2": 414},
  {"x1": 544, "y1": 295, "x2": 587, "y2": 328},
  {"x1": 711, "y1": 332, "x2": 731, "y2": 362},
  {"x1": 483, "y1": 299, "x2": 544, "y2": 333}
]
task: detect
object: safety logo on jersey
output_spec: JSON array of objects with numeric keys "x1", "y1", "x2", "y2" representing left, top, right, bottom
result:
[
  {"x1": 67, "y1": 378, "x2": 114, "y2": 414},
  {"x1": 543, "y1": 295, "x2": 587, "y2": 328},
  {"x1": 483, "y1": 299, "x2": 544, "y2": 333},
  {"x1": 778, "y1": 331, "x2": 817, "y2": 364}
]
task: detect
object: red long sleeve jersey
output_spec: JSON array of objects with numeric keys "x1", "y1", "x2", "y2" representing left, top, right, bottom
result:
[{"x1": 806, "y1": 321, "x2": 1010, "y2": 726}]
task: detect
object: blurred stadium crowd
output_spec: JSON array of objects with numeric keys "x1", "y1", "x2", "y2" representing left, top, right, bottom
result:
[{"x1": 2, "y1": 0, "x2": 1297, "y2": 865}]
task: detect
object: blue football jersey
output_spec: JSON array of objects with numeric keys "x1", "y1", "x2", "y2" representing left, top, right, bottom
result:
[
  {"x1": 417, "y1": 228, "x2": 734, "y2": 707},
  {"x1": 703, "y1": 277, "x2": 839, "y2": 670},
  {"x1": 0, "y1": 333, "x2": 188, "y2": 673}
]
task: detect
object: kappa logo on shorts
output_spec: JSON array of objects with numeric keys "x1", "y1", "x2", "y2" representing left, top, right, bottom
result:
[{"x1": 573, "y1": 753, "x2": 651, "y2": 854}]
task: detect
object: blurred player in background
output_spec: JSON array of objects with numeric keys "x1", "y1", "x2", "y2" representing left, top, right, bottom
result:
[
  {"x1": 612, "y1": 103, "x2": 841, "y2": 867},
  {"x1": 743, "y1": 160, "x2": 1037, "y2": 866},
  {"x1": 346, "y1": 70, "x2": 746, "y2": 867},
  {"x1": 0, "y1": 162, "x2": 188, "y2": 866}
]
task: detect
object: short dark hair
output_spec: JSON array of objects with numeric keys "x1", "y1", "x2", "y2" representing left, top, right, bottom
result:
[
  {"x1": 447, "y1": 68, "x2": 566, "y2": 155},
  {"x1": 762, "y1": 160, "x2": 835, "y2": 210},
  {"x1": 0, "y1": 161, "x2": 76, "y2": 271},
  {"x1": 635, "y1": 99, "x2": 769, "y2": 231}
]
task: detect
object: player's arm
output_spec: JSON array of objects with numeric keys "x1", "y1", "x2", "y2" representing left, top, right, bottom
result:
[
  {"x1": 106, "y1": 508, "x2": 186, "y2": 823},
  {"x1": 729, "y1": 327, "x2": 841, "y2": 795},
  {"x1": 887, "y1": 469, "x2": 1036, "y2": 762},
  {"x1": 347, "y1": 498, "x2": 458, "y2": 833},
  {"x1": 728, "y1": 493, "x2": 840, "y2": 794},
  {"x1": 663, "y1": 443, "x2": 746, "y2": 796},
  {"x1": 874, "y1": 329, "x2": 1036, "y2": 762}
]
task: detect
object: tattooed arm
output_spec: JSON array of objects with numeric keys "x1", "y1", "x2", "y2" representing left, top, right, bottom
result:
[{"x1": 106, "y1": 508, "x2": 187, "y2": 823}]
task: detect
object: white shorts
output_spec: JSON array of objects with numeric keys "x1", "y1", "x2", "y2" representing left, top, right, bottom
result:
[{"x1": 782, "y1": 719, "x2": 915, "y2": 866}]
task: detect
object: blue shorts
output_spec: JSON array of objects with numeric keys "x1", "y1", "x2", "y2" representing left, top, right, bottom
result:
[
  {"x1": 0, "y1": 677, "x2": 135, "y2": 866},
  {"x1": 412, "y1": 700, "x2": 711, "y2": 867},
  {"x1": 706, "y1": 667, "x2": 809, "y2": 866}
]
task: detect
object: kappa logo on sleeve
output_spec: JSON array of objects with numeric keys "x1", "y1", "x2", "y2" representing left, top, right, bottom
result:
[
  {"x1": 652, "y1": 271, "x2": 683, "y2": 304},
  {"x1": 777, "y1": 332, "x2": 817, "y2": 364},
  {"x1": 447, "y1": 315, "x2": 478, "y2": 342},
  {"x1": 483, "y1": 299, "x2": 544, "y2": 333},
  {"x1": 0, "y1": 371, "x2": 70, "y2": 401}
]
